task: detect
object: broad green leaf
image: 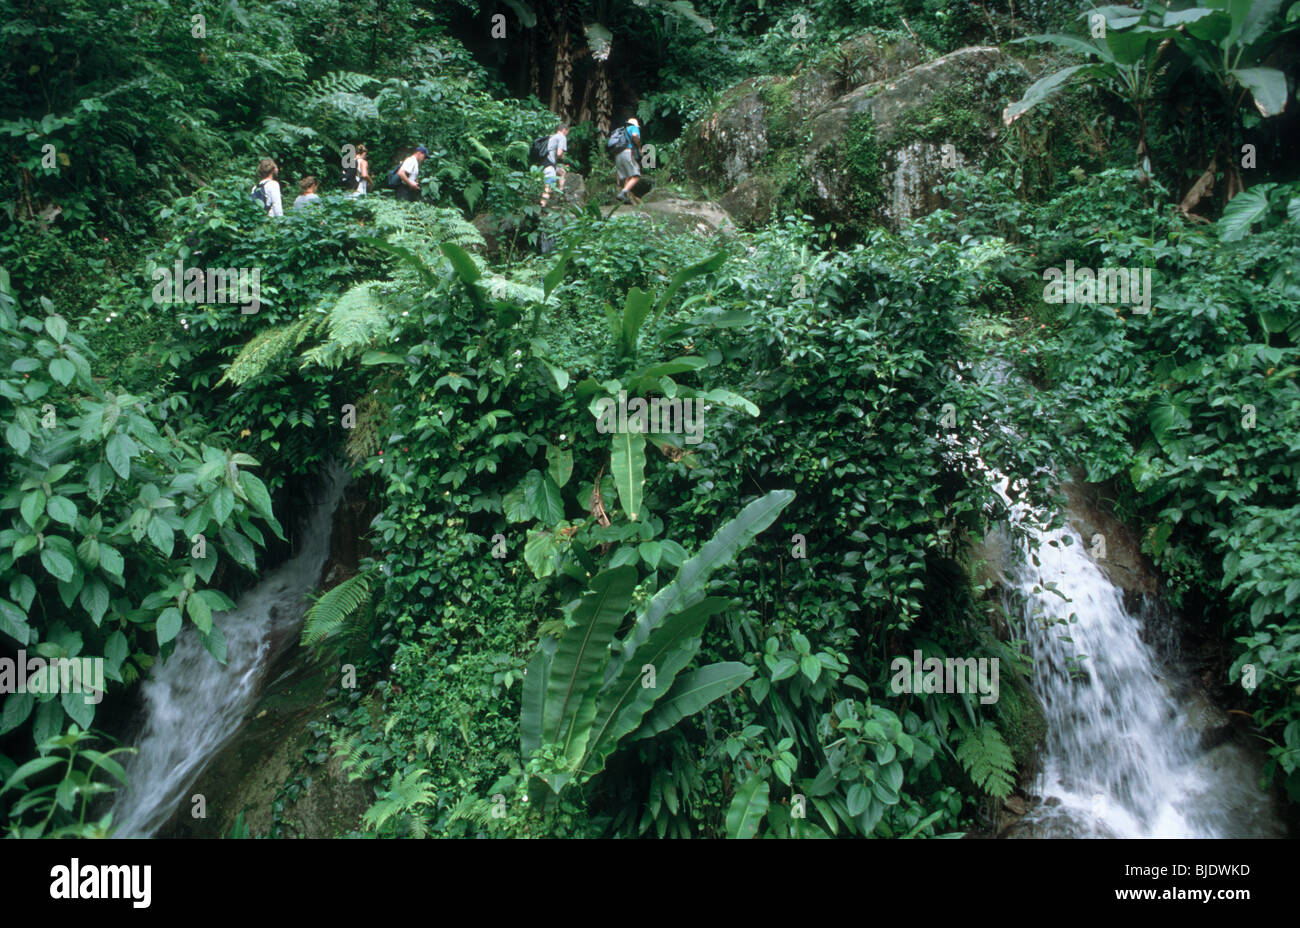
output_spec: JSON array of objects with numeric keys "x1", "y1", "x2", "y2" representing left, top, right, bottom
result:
[
  {"x1": 20, "y1": 489, "x2": 46, "y2": 528},
  {"x1": 49, "y1": 358, "x2": 74, "y2": 386},
  {"x1": 630, "y1": 662, "x2": 754, "y2": 740},
  {"x1": 546, "y1": 446, "x2": 573, "y2": 489},
  {"x1": 582, "y1": 596, "x2": 729, "y2": 775},
  {"x1": 188, "y1": 592, "x2": 213, "y2": 634},
  {"x1": 541, "y1": 566, "x2": 638, "y2": 758},
  {"x1": 619, "y1": 287, "x2": 652, "y2": 359},
  {"x1": 653, "y1": 251, "x2": 727, "y2": 322},
  {"x1": 5, "y1": 422, "x2": 30, "y2": 457},
  {"x1": 439, "y1": 241, "x2": 481, "y2": 284},
  {"x1": 40, "y1": 543, "x2": 75, "y2": 583},
  {"x1": 105, "y1": 432, "x2": 133, "y2": 479},
  {"x1": 1002, "y1": 64, "x2": 1090, "y2": 125},
  {"x1": 725, "y1": 773, "x2": 769, "y2": 838},
  {"x1": 156, "y1": 607, "x2": 182, "y2": 646},
  {"x1": 1217, "y1": 186, "x2": 1272, "y2": 240},
  {"x1": 621, "y1": 490, "x2": 795, "y2": 661},
  {"x1": 524, "y1": 469, "x2": 565, "y2": 524},
  {"x1": 45, "y1": 496, "x2": 76, "y2": 527},
  {"x1": 1231, "y1": 67, "x2": 1289, "y2": 117},
  {"x1": 523, "y1": 529, "x2": 560, "y2": 579},
  {"x1": 520, "y1": 637, "x2": 556, "y2": 760},
  {"x1": 610, "y1": 430, "x2": 646, "y2": 521},
  {"x1": 0, "y1": 598, "x2": 30, "y2": 643},
  {"x1": 44, "y1": 315, "x2": 68, "y2": 343}
]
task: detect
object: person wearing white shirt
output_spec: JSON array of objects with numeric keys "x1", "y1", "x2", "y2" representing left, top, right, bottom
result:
[
  {"x1": 395, "y1": 145, "x2": 428, "y2": 201},
  {"x1": 253, "y1": 158, "x2": 283, "y2": 218},
  {"x1": 540, "y1": 124, "x2": 569, "y2": 206}
]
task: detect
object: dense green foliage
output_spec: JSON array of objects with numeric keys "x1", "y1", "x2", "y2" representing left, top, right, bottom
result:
[{"x1": 2, "y1": 0, "x2": 1298, "y2": 839}]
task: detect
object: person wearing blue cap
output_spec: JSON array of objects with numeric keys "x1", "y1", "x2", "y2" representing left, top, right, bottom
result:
[
  {"x1": 614, "y1": 119, "x2": 643, "y2": 203},
  {"x1": 393, "y1": 145, "x2": 428, "y2": 201}
]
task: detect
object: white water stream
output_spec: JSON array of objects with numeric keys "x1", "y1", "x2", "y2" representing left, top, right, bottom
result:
[
  {"x1": 110, "y1": 468, "x2": 346, "y2": 837},
  {"x1": 1009, "y1": 522, "x2": 1282, "y2": 838}
]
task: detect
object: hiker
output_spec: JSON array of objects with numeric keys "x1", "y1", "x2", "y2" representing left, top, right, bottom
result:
[
  {"x1": 343, "y1": 143, "x2": 371, "y2": 196},
  {"x1": 538, "y1": 123, "x2": 569, "y2": 206},
  {"x1": 611, "y1": 118, "x2": 643, "y2": 204},
  {"x1": 390, "y1": 145, "x2": 428, "y2": 201},
  {"x1": 251, "y1": 158, "x2": 284, "y2": 218},
  {"x1": 292, "y1": 175, "x2": 321, "y2": 209}
]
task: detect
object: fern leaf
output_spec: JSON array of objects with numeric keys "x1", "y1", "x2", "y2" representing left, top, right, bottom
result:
[
  {"x1": 219, "y1": 316, "x2": 314, "y2": 386},
  {"x1": 302, "y1": 571, "x2": 374, "y2": 647},
  {"x1": 955, "y1": 723, "x2": 1016, "y2": 799}
]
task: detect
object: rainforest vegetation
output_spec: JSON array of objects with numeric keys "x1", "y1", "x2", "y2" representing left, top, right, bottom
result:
[{"x1": 1, "y1": 0, "x2": 1298, "y2": 839}]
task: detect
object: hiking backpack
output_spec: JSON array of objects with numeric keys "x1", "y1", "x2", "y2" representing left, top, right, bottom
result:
[
  {"x1": 605, "y1": 126, "x2": 629, "y2": 160},
  {"x1": 251, "y1": 180, "x2": 270, "y2": 207},
  {"x1": 341, "y1": 164, "x2": 359, "y2": 189},
  {"x1": 528, "y1": 136, "x2": 552, "y2": 167}
]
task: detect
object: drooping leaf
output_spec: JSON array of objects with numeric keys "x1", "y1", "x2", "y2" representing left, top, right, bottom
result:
[
  {"x1": 725, "y1": 774, "x2": 770, "y2": 838},
  {"x1": 629, "y1": 662, "x2": 754, "y2": 741}
]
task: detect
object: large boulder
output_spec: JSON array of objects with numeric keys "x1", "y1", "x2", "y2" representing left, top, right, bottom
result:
[
  {"x1": 683, "y1": 41, "x2": 1028, "y2": 231},
  {"x1": 608, "y1": 188, "x2": 735, "y2": 236},
  {"x1": 681, "y1": 33, "x2": 925, "y2": 194}
]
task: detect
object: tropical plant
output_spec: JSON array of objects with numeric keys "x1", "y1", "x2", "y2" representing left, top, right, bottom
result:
[
  {"x1": 0, "y1": 726, "x2": 133, "y2": 838},
  {"x1": 520, "y1": 490, "x2": 794, "y2": 797}
]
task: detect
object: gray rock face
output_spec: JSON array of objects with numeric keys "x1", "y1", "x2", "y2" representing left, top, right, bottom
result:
[{"x1": 683, "y1": 40, "x2": 1027, "y2": 230}]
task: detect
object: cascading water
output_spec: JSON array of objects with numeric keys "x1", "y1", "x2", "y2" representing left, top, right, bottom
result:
[
  {"x1": 1009, "y1": 521, "x2": 1283, "y2": 838},
  {"x1": 110, "y1": 467, "x2": 347, "y2": 838}
]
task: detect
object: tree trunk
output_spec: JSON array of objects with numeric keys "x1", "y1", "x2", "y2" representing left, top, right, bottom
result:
[
  {"x1": 549, "y1": 2, "x2": 574, "y2": 118},
  {"x1": 595, "y1": 54, "x2": 612, "y2": 136}
]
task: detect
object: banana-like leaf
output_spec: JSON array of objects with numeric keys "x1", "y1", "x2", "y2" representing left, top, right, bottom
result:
[
  {"x1": 542, "y1": 566, "x2": 637, "y2": 758},
  {"x1": 610, "y1": 430, "x2": 646, "y2": 522},
  {"x1": 580, "y1": 597, "x2": 729, "y2": 777},
  {"x1": 543, "y1": 240, "x2": 578, "y2": 301},
  {"x1": 520, "y1": 636, "x2": 556, "y2": 760},
  {"x1": 1232, "y1": 67, "x2": 1289, "y2": 117},
  {"x1": 629, "y1": 661, "x2": 754, "y2": 741},
  {"x1": 1003, "y1": 64, "x2": 1091, "y2": 125},
  {"x1": 652, "y1": 251, "x2": 726, "y2": 323},
  {"x1": 439, "y1": 241, "x2": 481, "y2": 284},
  {"x1": 726, "y1": 773, "x2": 769, "y2": 838},
  {"x1": 619, "y1": 490, "x2": 794, "y2": 662},
  {"x1": 620, "y1": 287, "x2": 652, "y2": 359}
]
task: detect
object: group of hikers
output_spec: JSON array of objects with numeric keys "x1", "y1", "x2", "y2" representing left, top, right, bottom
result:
[
  {"x1": 250, "y1": 118, "x2": 646, "y2": 218},
  {"x1": 533, "y1": 117, "x2": 645, "y2": 207}
]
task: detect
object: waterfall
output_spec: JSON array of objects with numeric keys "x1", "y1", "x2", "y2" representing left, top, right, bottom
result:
[
  {"x1": 1009, "y1": 522, "x2": 1282, "y2": 838},
  {"x1": 110, "y1": 466, "x2": 347, "y2": 838}
]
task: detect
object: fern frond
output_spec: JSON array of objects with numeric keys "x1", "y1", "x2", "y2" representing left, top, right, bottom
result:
[
  {"x1": 954, "y1": 723, "x2": 1016, "y2": 799},
  {"x1": 219, "y1": 316, "x2": 315, "y2": 386},
  {"x1": 361, "y1": 768, "x2": 436, "y2": 832},
  {"x1": 302, "y1": 571, "x2": 375, "y2": 647}
]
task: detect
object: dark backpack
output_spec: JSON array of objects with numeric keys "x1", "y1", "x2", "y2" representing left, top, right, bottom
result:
[
  {"x1": 528, "y1": 136, "x2": 552, "y2": 167},
  {"x1": 387, "y1": 165, "x2": 402, "y2": 188},
  {"x1": 605, "y1": 127, "x2": 629, "y2": 160},
  {"x1": 251, "y1": 180, "x2": 270, "y2": 207},
  {"x1": 341, "y1": 164, "x2": 359, "y2": 189}
]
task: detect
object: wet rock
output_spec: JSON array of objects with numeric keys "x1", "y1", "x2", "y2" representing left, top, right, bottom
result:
[{"x1": 1061, "y1": 479, "x2": 1159, "y2": 596}]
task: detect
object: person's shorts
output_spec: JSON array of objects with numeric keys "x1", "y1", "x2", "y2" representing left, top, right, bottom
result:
[
  {"x1": 615, "y1": 148, "x2": 641, "y2": 182},
  {"x1": 543, "y1": 165, "x2": 558, "y2": 186}
]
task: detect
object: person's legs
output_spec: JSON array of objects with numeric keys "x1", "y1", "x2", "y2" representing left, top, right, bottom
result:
[
  {"x1": 541, "y1": 165, "x2": 557, "y2": 206},
  {"x1": 615, "y1": 149, "x2": 642, "y2": 203}
]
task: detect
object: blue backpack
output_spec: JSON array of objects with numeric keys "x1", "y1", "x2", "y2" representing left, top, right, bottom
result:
[{"x1": 251, "y1": 180, "x2": 271, "y2": 207}]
